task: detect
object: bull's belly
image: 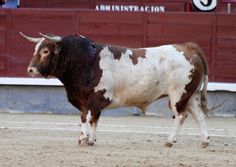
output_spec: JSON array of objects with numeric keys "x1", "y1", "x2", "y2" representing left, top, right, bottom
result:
[{"x1": 105, "y1": 81, "x2": 166, "y2": 109}]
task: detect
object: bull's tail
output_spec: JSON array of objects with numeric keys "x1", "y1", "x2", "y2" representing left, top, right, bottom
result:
[
  {"x1": 191, "y1": 43, "x2": 209, "y2": 117},
  {"x1": 201, "y1": 75, "x2": 209, "y2": 117},
  {"x1": 193, "y1": 43, "x2": 225, "y2": 117}
]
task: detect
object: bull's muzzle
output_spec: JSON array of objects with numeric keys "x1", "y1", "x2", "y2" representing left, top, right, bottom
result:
[{"x1": 27, "y1": 67, "x2": 39, "y2": 76}]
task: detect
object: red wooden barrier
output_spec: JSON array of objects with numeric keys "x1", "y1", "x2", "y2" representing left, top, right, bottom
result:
[
  {"x1": 18, "y1": 0, "x2": 236, "y2": 13},
  {"x1": 78, "y1": 11, "x2": 144, "y2": 47},
  {"x1": 147, "y1": 13, "x2": 214, "y2": 81},
  {"x1": 218, "y1": 0, "x2": 236, "y2": 13},
  {"x1": 215, "y1": 14, "x2": 236, "y2": 82},
  {"x1": 20, "y1": 0, "x2": 186, "y2": 12},
  {"x1": 0, "y1": 9, "x2": 7, "y2": 76},
  {"x1": 0, "y1": 8, "x2": 236, "y2": 82}
]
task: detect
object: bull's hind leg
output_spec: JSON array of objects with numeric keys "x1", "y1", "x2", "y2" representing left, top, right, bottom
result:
[
  {"x1": 165, "y1": 91, "x2": 189, "y2": 147},
  {"x1": 165, "y1": 111, "x2": 189, "y2": 147},
  {"x1": 186, "y1": 94, "x2": 210, "y2": 148}
]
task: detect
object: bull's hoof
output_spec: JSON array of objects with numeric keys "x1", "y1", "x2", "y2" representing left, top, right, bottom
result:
[
  {"x1": 87, "y1": 140, "x2": 95, "y2": 146},
  {"x1": 201, "y1": 136, "x2": 210, "y2": 148},
  {"x1": 201, "y1": 141, "x2": 209, "y2": 148},
  {"x1": 164, "y1": 141, "x2": 174, "y2": 148}
]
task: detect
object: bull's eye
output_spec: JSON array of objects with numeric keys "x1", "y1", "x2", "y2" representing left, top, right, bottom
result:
[
  {"x1": 43, "y1": 50, "x2": 49, "y2": 54},
  {"x1": 40, "y1": 48, "x2": 50, "y2": 61},
  {"x1": 40, "y1": 48, "x2": 50, "y2": 57}
]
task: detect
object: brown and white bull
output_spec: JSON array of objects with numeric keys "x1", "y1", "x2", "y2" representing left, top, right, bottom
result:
[{"x1": 20, "y1": 32, "x2": 210, "y2": 148}]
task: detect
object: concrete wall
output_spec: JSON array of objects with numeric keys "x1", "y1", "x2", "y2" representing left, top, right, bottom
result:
[{"x1": 0, "y1": 85, "x2": 235, "y2": 117}]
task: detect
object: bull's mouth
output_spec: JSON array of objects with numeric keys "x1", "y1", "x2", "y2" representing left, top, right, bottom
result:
[
  {"x1": 28, "y1": 72, "x2": 40, "y2": 77},
  {"x1": 27, "y1": 66, "x2": 54, "y2": 79},
  {"x1": 39, "y1": 72, "x2": 48, "y2": 78},
  {"x1": 40, "y1": 71, "x2": 54, "y2": 79},
  {"x1": 42, "y1": 74, "x2": 53, "y2": 79},
  {"x1": 28, "y1": 72, "x2": 51, "y2": 79}
]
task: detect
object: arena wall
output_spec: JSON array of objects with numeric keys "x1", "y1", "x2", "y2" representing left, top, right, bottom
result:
[
  {"x1": 0, "y1": 8, "x2": 236, "y2": 116},
  {"x1": 19, "y1": 0, "x2": 236, "y2": 13},
  {"x1": 0, "y1": 83, "x2": 235, "y2": 117}
]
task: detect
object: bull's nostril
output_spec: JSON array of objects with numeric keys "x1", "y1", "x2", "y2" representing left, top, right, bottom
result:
[
  {"x1": 27, "y1": 67, "x2": 33, "y2": 73},
  {"x1": 27, "y1": 67, "x2": 37, "y2": 74}
]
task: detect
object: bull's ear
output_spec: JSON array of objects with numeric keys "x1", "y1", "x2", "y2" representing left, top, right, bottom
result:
[
  {"x1": 20, "y1": 32, "x2": 42, "y2": 43},
  {"x1": 39, "y1": 32, "x2": 62, "y2": 43}
]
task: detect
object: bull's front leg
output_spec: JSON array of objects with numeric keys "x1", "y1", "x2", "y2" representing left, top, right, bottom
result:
[
  {"x1": 78, "y1": 110, "x2": 90, "y2": 145},
  {"x1": 78, "y1": 110, "x2": 102, "y2": 146},
  {"x1": 87, "y1": 111, "x2": 101, "y2": 146},
  {"x1": 78, "y1": 91, "x2": 111, "y2": 146}
]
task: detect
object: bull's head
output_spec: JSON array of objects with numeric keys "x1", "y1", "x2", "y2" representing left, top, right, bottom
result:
[{"x1": 20, "y1": 32, "x2": 62, "y2": 78}]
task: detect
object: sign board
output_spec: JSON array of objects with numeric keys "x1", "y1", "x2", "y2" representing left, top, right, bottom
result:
[
  {"x1": 192, "y1": 0, "x2": 217, "y2": 11},
  {"x1": 95, "y1": 5, "x2": 165, "y2": 12}
]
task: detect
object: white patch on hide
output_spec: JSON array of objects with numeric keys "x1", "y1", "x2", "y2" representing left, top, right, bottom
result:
[
  {"x1": 81, "y1": 110, "x2": 92, "y2": 137},
  {"x1": 95, "y1": 45, "x2": 194, "y2": 109},
  {"x1": 86, "y1": 110, "x2": 92, "y2": 122},
  {"x1": 94, "y1": 47, "x2": 115, "y2": 100}
]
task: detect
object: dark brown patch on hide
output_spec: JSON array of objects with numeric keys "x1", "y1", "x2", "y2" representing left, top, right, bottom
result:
[
  {"x1": 87, "y1": 89, "x2": 111, "y2": 115},
  {"x1": 130, "y1": 49, "x2": 147, "y2": 65},
  {"x1": 173, "y1": 42, "x2": 206, "y2": 113},
  {"x1": 108, "y1": 46, "x2": 127, "y2": 60}
]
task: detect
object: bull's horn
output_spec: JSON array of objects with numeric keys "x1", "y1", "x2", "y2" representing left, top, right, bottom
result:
[
  {"x1": 39, "y1": 32, "x2": 62, "y2": 43},
  {"x1": 20, "y1": 32, "x2": 42, "y2": 43}
]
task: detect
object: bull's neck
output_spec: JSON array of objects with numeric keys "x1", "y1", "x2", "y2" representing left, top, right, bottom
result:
[{"x1": 57, "y1": 42, "x2": 103, "y2": 92}]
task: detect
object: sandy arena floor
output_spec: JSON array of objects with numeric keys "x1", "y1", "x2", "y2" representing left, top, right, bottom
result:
[{"x1": 0, "y1": 113, "x2": 236, "y2": 167}]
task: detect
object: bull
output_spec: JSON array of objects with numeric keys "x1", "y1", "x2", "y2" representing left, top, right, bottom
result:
[{"x1": 20, "y1": 32, "x2": 210, "y2": 148}]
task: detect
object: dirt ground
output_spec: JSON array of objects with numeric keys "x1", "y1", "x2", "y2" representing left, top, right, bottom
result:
[{"x1": 0, "y1": 113, "x2": 236, "y2": 167}]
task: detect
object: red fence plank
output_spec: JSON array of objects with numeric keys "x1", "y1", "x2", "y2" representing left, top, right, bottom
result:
[
  {"x1": 148, "y1": 13, "x2": 214, "y2": 25},
  {"x1": 215, "y1": 62, "x2": 236, "y2": 82},
  {"x1": 49, "y1": 0, "x2": 91, "y2": 9},
  {"x1": 20, "y1": 0, "x2": 49, "y2": 8},
  {"x1": 0, "y1": 10, "x2": 6, "y2": 51},
  {"x1": 79, "y1": 11, "x2": 143, "y2": 24},
  {"x1": 78, "y1": 11, "x2": 143, "y2": 47},
  {"x1": 214, "y1": 14, "x2": 236, "y2": 82},
  {"x1": 0, "y1": 10, "x2": 7, "y2": 76},
  {"x1": 0, "y1": 57, "x2": 6, "y2": 73},
  {"x1": 148, "y1": 24, "x2": 212, "y2": 38}
]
